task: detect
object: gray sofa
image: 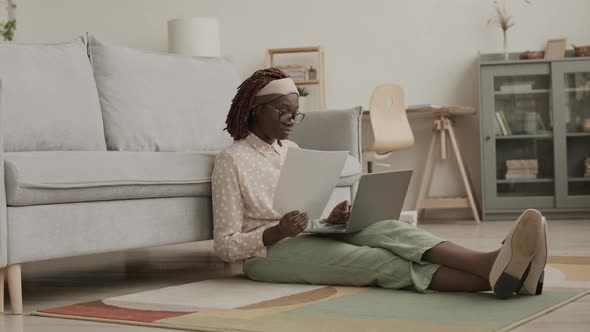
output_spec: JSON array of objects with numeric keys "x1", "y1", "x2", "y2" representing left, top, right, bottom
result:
[{"x1": 0, "y1": 36, "x2": 363, "y2": 314}]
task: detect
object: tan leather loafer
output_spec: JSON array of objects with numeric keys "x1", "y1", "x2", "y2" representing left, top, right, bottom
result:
[
  {"x1": 489, "y1": 209, "x2": 543, "y2": 299},
  {"x1": 517, "y1": 216, "x2": 548, "y2": 295}
]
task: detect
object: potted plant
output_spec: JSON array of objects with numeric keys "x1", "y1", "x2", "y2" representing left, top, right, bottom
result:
[
  {"x1": 1, "y1": 0, "x2": 16, "y2": 41},
  {"x1": 308, "y1": 66, "x2": 317, "y2": 80},
  {"x1": 297, "y1": 87, "x2": 310, "y2": 113}
]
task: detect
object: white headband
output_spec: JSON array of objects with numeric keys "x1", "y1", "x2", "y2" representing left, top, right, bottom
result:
[{"x1": 256, "y1": 78, "x2": 299, "y2": 97}]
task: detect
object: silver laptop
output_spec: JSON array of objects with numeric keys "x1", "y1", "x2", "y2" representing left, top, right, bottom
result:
[{"x1": 304, "y1": 169, "x2": 413, "y2": 234}]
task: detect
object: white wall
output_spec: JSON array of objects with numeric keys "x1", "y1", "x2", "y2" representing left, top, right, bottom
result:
[{"x1": 13, "y1": 0, "x2": 590, "y2": 218}]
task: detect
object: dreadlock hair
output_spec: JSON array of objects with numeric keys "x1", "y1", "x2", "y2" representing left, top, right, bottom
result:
[{"x1": 224, "y1": 67, "x2": 289, "y2": 141}]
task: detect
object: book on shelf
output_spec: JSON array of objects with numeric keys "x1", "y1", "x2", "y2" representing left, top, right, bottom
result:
[
  {"x1": 494, "y1": 114, "x2": 502, "y2": 136},
  {"x1": 495, "y1": 112, "x2": 507, "y2": 136},
  {"x1": 498, "y1": 111, "x2": 512, "y2": 135},
  {"x1": 506, "y1": 169, "x2": 538, "y2": 175},
  {"x1": 276, "y1": 65, "x2": 307, "y2": 81},
  {"x1": 506, "y1": 159, "x2": 538, "y2": 169},
  {"x1": 505, "y1": 173, "x2": 537, "y2": 180},
  {"x1": 499, "y1": 81, "x2": 535, "y2": 93}
]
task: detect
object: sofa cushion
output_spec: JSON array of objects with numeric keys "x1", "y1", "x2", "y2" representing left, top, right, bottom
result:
[
  {"x1": 0, "y1": 37, "x2": 107, "y2": 152},
  {"x1": 4, "y1": 151, "x2": 360, "y2": 206},
  {"x1": 290, "y1": 107, "x2": 363, "y2": 162},
  {"x1": 88, "y1": 35, "x2": 238, "y2": 152},
  {"x1": 4, "y1": 151, "x2": 215, "y2": 206}
]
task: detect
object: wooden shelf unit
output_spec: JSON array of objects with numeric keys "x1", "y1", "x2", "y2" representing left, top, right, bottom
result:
[{"x1": 266, "y1": 46, "x2": 325, "y2": 109}]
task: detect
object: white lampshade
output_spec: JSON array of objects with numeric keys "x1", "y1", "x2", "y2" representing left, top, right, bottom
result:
[{"x1": 168, "y1": 17, "x2": 220, "y2": 57}]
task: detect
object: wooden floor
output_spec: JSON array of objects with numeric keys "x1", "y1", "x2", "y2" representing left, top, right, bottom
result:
[{"x1": 1, "y1": 218, "x2": 589, "y2": 332}]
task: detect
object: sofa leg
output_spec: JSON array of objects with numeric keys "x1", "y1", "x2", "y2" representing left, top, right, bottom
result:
[
  {"x1": 7, "y1": 264, "x2": 23, "y2": 315},
  {"x1": 0, "y1": 267, "x2": 4, "y2": 313}
]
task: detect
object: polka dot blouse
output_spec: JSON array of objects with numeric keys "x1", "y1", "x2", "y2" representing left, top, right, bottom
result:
[{"x1": 212, "y1": 134, "x2": 299, "y2": 262}]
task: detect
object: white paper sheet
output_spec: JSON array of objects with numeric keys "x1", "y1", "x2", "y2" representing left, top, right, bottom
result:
[{"x1": 272, "y1": 148, "x2": 349, "y2": 219}]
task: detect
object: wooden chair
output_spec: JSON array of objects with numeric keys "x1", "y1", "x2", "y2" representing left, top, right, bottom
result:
[
  {"x1": 363, "y1": 84, "x2": 414, "y2": 173},
  {"x1": 363, "y1": 84, "x2": 417, "y2": 226}
]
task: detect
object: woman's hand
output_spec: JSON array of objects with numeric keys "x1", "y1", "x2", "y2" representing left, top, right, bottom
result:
[
  {"x1": 263, "y1": 211, "x2": 308, "y2": 246},
  {"x1": 325, "y1": 200, "x2": 351, "y2": 225},
  {"x1": 277, "y1": 210, "x2": 309, "y2": 237}
]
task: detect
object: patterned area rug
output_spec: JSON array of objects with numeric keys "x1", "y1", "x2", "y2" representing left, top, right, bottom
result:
[{"x1": 33, "y1": 257, "x2": 590, "y2": 332}]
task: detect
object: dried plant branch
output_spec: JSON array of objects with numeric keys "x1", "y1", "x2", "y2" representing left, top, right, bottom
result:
[{"x1": 488, "y1": 0, "x2": 532, "y2": 32}]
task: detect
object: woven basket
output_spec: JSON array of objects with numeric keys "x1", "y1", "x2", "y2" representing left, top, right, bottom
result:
[
  {"x1": 572, "y1": 44, "x2": 590, "y2": 57},
  {"x1": 519, "y1": 51, "x2": 544, "y2": 60}
]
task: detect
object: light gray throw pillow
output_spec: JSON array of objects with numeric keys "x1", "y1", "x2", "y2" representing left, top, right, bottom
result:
[
  {"x1": 88, "y1": 35, "x2": 238, "y2": 151},
  {"x1": 0, "y1": 37, "x2": 107, "y2": 151}
]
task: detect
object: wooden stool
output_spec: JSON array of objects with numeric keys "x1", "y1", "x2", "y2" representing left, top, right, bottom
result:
[{"x1": 413, "y1": 106, "x2": 480, "y2": 224}]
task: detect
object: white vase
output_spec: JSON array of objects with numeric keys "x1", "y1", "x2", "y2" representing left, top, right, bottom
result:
[{"x1": 503, "y1": 30, "x2": 509, "y2": 60}]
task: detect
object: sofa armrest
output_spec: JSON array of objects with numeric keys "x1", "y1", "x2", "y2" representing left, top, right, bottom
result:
[
  {"x1": 289, "y1": 107, "x2": 363, "y2": 161},
  {"x1": 0, "y1": 80, "x2": 7, "y2": 268}
]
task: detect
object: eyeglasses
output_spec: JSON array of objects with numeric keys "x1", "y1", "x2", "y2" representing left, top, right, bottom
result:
[{"x1": 265, "y1": 104, "x2": 306, "y2": 124}]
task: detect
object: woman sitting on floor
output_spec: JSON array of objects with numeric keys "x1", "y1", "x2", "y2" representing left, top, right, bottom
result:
[{"x1": 212, "y1": 68, "x2": 547, "y2": 299}]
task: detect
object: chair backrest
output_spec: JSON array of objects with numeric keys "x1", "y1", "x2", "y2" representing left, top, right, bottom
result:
[{"x1": 367, "y1": 84, "x2": 414, "y2": 153}]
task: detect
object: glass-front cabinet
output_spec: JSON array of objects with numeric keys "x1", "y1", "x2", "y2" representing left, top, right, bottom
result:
[
  {"x1": 480, "y1": 55, "x2": 590, "y2": 219},
  {"x1": 553, "y1": 61, "x2": 590, "y2": 208}
]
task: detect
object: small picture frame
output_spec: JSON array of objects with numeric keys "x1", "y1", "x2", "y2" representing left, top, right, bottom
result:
[{"x1": 544, "y1": 38, "x2": 567, "y2": 59}]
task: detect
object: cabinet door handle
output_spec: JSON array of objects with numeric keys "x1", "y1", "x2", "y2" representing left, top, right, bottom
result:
[{"x1": 485, "y1": 135, "x2": 491, "y2": 141}]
